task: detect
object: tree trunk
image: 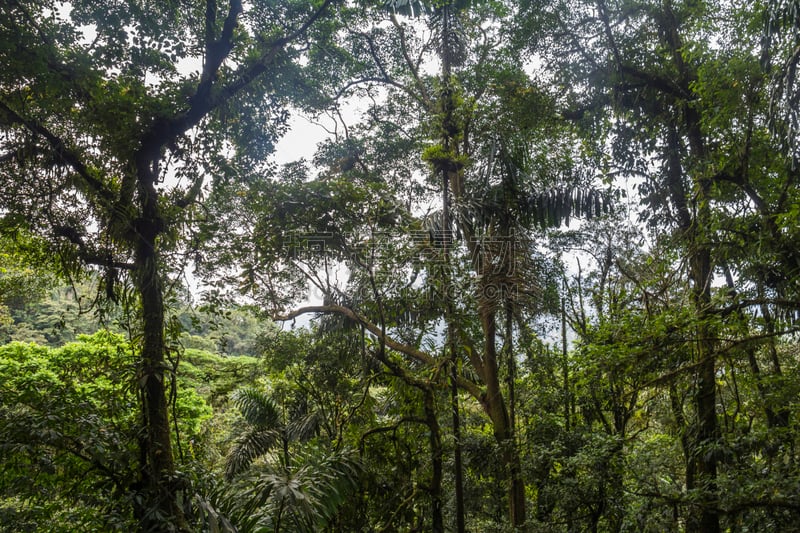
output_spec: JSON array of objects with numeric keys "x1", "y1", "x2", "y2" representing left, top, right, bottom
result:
[
  {"x1": 451, "y1": 345, "x2": 466, "y2": 533},
  {"x1": 480, "y1": 308, "x2": 526, "y2": 527},
  {"x1": 133, "y1": 159, "x2": 188, "y2": 532},
  {"x1": 759, "y1": 298, "x2": 790, "y2": 428},
  {"x1": 442, "y1": 126, "x2": 466, "y2": 533},
  {"x1": 423, "y1": 389, "x2": 444, "y2": 533},
  {"x1": 686, "y1": 177, "x2": 720, "y2": 533},
  {"x1": 663, "y1": 27, "x2": 721, "y2": 521},
  {"x1": 561, "y1": 295, "x2": 571, "y2": 432},
  {"x1": 436, "y1": 7, "x2": 525, "y2": 524}
]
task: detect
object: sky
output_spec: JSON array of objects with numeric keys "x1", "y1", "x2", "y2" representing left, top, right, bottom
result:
[{"x1": 272, "y1": 113, "x2": 333, "y2": 165}]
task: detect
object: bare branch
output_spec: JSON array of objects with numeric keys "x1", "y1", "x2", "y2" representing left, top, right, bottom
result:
[
  {"x1": 714, "y1": 298, "x2": 800, "y2": 318},
  {"x1": 389, "y1": 14, "x2": 433, "y2": 109},
  {"x1": 53, "y1": 225, "x2": 135, "y2": 270},
  {"x1": 0, "y1": 149, "x2": 20, "y2": 165},
  {"x1": 333, "y1": 76, "x2": 416, "y2": 101}
]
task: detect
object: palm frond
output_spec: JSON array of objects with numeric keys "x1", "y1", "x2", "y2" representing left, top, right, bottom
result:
[
  {"x1": 288, "y1": 449, "x2": 363, "y2": 528},
  {"x1": 525, "y1": 186, "x2": 615, "y2": 229},
  {"x1": 231, "y1": 387, "x2": 281, "y2": 429},
  {"x1": 383, "y1": 0, "x2": 429, "y2": 17},
  {"x1": 221, "y1": 450, "x2": 363, "y2": 533},
  {"x1": 430, "y1": 3, "x2": 468, "y2": 67},
  {"x1": 384, "y1": 1, "x2": 471, "y2": 66},
  {"x1": 223, "y1": 468, "x2": 278, "y2": 530},
  {"x1": 225, "y1": 428, "x2": 283, "y2": 480},
  {"x1": 192, "y1": 495, "x2": 240, "y2": 533},
  {"x1": 287, "y1": 409, "x2": 322, "y2": 442}
]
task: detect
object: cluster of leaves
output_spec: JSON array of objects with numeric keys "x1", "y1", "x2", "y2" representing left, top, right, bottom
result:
[
  {"x1": 0, "y1": 331, "x2": 222, "y2": 531},
  {"x1": 0, "y1": 332, "x2": 141, "y2": 530}
]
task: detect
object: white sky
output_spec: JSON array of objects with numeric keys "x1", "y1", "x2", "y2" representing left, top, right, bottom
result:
[{"x1": 272, "y1": 113, "x2": 335, "y2": 164}]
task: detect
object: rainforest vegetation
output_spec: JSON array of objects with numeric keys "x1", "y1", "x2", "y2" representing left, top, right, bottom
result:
[{"x1": 2, "y1": 0, "x2": 800, "y2": 531}]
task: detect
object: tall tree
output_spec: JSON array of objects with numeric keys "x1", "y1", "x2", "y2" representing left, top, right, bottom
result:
[
  {"x1": 0, "y1": 0, "x2": 334, "y2": 529},
  {"x1": 523, "y1": 0, "x2": 800, "y2": 529},
  {"x1": 224, "y1": 2, "x2": 613, "y2": 528}
]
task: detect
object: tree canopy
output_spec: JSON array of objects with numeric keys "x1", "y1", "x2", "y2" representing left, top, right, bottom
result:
[{"x1": 2, "y1": 0, "x2": 800, "y2": 532}]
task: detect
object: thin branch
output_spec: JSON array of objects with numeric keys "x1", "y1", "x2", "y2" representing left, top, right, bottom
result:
[
  {"x1": 616, "y1": 67, "x2": 691, "y2": 99},
  {"x1": 199, "y1": 0, "x2": 242, "y2": 89},
  {"x1": 643, "y1": 325, "x2": 800, "y2": 389},
  {"x1": 276, "y1": 304, "x2": 484, "y2": 399},
  {"x1": 596, "y1": 0, "x2": 623, "y2": 68},
  {"x1": 333, "y1": 76, "x2": 414, "y2": 101},
  {"x1": 351, "y1": 30, "x2": 429, "y2": 109},
  {"x1": 0, "y1": 149, "x2": 20, "y2": 165},
  {"x1": 714, "y1": 298, "x2": 800, "y2": 318},
  {"x1": 204, "y1": 0, "x2": 218, "y2": 55},
  {"x1": 52, "y1": 225, "x2": 135, "y2": 270},
  {"x1": 389, "y1": 14, "x2": 433, "y2": 109}
]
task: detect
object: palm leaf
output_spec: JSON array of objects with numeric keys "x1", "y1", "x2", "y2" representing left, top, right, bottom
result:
[
  {"x1": 225, "y1": 428, "x2": 283, "y2": 480},
  {"x1": 384, "y1": 0, "x2": 473, "y2": 66},
  {"x1": 193, "y1": 495, "x2": 240, "y2": 533},
  {"x1": 383, "y1": 0, "x2": 429, "y2": 17},
  {"x1": 221, "y1": 450, "x2": 363, "y2": 533},
  {"x1": 286, "y1": 409, "x2": 322, "y2": 442},
  {"x1": 286, "y1": 450, "x2": 363, "y2": 529},
  {"x1": 525, "y1": 186, "x2": 615, "y2": 228},
  {"x1": 231, "y1": 387, "x2": 281, "y2": 429},
  {"x1": 430, "y1": 3, "x2": 468, "y2": 67}
]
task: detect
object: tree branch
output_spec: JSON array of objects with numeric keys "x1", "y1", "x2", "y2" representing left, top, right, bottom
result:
[
  {"x1": 714, "y1": 298, "x2": 800, "y2": 318},
  {"x1": 53, "y1": 225, "x2": 135, "y2": 270},
  {"x1": 199, "y1": 0, "x2": 242, "y2": 90},
  {"x1": 333, "y1": 76, "x2": 417, "y2": 101},
  {"x1": 389, "y1": 14, "x2": 433, "y2": 109},
  {"x1": 140, "y1": 0, "x2": 334, "y2": 157},
  {"x1": 276, "y1": 304, "x2": 484, "y2": 399},
  {"x1": 616, "y1": 67, "x2": 691, "y2": 99},
  {"x1": 0, "y1": 100, "x2": 115, "y2": 204},
  {"x1": 643, "y1": 325, "x2": 800, "y2": 390}
]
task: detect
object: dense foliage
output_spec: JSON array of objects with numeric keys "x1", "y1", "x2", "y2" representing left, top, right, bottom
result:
[{"x1": 2, "y1": 0, "x2": 800, "y2": 532}]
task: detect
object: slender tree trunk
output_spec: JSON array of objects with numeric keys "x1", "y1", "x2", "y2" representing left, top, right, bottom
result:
[
  {"x1": 686, "y1": 179, "x2": 720, "y2": 533},
  {"x1": 690, "y1": 336, "x2": 719, "y2": 533},
  {"x1": 480, "y1": 309, "x2": 526, "y2": 527},
  {"x1": 745, "y1": 344, "x2": 783, "y2": 428},
  {"x1": 442, "y1": 135, "x2": 465, "y2": 533},
  {"x1": 505, "y1": 301, "x2": 516, "y2": 444},
  {"x1": 136, "y1": 252, "x2": 182, "y2": 530},
  {"x1": 723, "y1": 271, "x2": 784, "y2": 429},
  {"x1": 561, "y1": 295, "x2": 570, "y2": 432},
  {"x1": 436, "y1": 5, "x2": 525, "y2": 523},
  {"x1": 133, "y1": 159, "x2": 188, "y2": 532},
  {"x1": 423, "y1": 389, "x2": 444, "y2": 533},
  {"x1": 504, "y1": 300, "x2": 524, "y2": 529},
  {"x1": 274, "y1": 499, "x2": 285, "y2": 533},
  {"x1": 759, "y1": 298, "x2": 790, "y2": 428},
  {"x1": 660, "y1": 34, "x2": 720, "y2": 523},
  {"x1": 451, "y1": 339, "x2": 466, "y2": 533}
]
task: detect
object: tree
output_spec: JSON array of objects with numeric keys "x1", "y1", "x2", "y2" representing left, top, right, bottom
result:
[
  {"x1": 523, "y1": 0, "x2": 800, "y2": 529},
  {"x1": 0, "y1": 0, "x2": 335, "y2": 529},
  {"x1": 211, "y1": 2, "x2": 617, "y2": 529}
]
